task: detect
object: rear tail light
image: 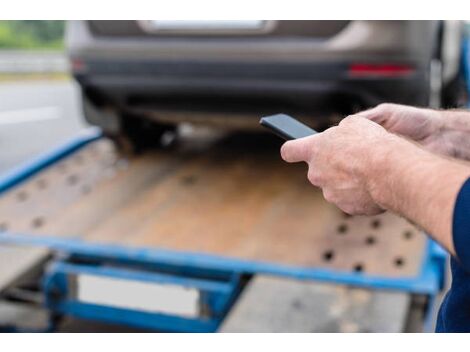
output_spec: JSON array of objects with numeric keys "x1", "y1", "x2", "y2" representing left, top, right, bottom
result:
[
  {"x1": 348, "y1": 64, "x2": 414, "y2": 78},
  {"x1": 70, "y1": 58, "x2": 87, "y2": 73}
]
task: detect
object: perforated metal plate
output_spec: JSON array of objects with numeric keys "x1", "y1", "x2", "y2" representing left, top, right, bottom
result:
[{"x1": 0, "y1": 135, "x2": 426, "y2": 278}]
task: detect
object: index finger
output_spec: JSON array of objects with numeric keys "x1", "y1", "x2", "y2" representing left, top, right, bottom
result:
[{"x1": 280, "y1": 136, "x2": 315, "y2": 163}]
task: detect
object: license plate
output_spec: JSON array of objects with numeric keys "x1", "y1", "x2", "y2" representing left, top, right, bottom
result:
[{"x1": 140, "y1": 20, "x2": 267, "y2": 33}]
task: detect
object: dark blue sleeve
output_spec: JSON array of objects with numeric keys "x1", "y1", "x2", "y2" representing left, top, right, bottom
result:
[{"x1": 453, "y1": 178, "x2": 470, "y2": 272}]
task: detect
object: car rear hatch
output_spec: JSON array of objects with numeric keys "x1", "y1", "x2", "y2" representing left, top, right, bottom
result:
[{"x1": 87, "y1": 20, "x2": 351, "y2": 39}]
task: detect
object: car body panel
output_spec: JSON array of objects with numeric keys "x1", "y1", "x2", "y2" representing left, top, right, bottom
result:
[{"x1": 66, "y1": 20, "x2": 462, "y2": 133}]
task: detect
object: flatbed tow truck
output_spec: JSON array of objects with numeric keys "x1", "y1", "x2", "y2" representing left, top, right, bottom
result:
[
  {"x1": 0, "y1": 124, "x2": 447, "y2": 332},
  {"x1": 0, "y1": 24, "x2": 468, "y2": 334}
]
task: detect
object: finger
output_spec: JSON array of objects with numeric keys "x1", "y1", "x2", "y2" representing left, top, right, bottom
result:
[
  {"x1": 280, "y1": 137, "x2": 313, "y2": 163},
  {"x1": 358, "y1": 104, "x2": 399, "y2": 125},
  {"x1": 354, "y1": 106, "x2": 377, "y2": 118},
  {"x1": 356, "y1": 108, "x2": 384, "y2": 123}
]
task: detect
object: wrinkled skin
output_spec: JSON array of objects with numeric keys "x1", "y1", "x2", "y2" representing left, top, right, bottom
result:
[
  {"x1": 279, "y1": 103, "x2": 470, "y2": 216},
  {"x1": 280, "y1": 115, "x2": 394, "y2": 215},
  {"x1": 359, "y1": 103, "x2": 455, "y2": 157},
  {"x1": 281, "y1": 103, "x2": 470, "y2": 262}
]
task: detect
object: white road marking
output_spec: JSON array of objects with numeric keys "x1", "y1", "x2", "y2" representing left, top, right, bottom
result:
[{"x1": 0, "y1": 106, "x2": 62, "y2": 125}]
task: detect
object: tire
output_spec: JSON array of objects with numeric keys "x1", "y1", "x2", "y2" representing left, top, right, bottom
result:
[
  {"x1": 442, "y1": 71, "x2": 466, "y2": 108},
  {"x1": 82, "y1": 94, "x2": 177, "y2": 152},
  {"x1": 118, "y1": 113, "x2": 177, "y2": 152},
  {"x1": 434, "y1": 21, "x2": 465, "y2": 108}
]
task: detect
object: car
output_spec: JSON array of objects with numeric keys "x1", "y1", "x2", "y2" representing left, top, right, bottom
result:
[{"x1": 66, "y1": 20, "x2": 464, "y2": 149}]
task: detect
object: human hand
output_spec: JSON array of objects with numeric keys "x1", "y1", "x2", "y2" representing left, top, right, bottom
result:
[
  {"x1": 359, "y1": 103, "x2": 456, "y2": 157},
  {"x1": 280, "y1": 115, "x2": 398, "y2": 215}
]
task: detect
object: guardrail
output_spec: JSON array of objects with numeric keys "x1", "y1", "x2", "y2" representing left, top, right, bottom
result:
[{"x1": 0, "y1": 50, "x2": 69, "y2": 74}]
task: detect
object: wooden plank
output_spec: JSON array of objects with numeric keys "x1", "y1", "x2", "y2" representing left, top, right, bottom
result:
[
  {"x1": 220, "y1": 275, "x2": 411, "y2": 332},
  {"x1": 0, "y1": 134, "x2": 425, "y2": 278}
]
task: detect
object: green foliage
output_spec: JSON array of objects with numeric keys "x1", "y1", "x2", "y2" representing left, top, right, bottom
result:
[{"x1": 0, "y1": 21, "x2": 65, "y2": 50}]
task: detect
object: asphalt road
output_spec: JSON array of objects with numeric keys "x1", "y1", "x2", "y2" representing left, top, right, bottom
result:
[{"x1": 0, "y1": 79, "x2": 87, "y2": 174}]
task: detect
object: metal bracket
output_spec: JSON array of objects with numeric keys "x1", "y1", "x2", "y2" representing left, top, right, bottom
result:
[{"x1": 41, "y1": 255, "x2": 242, "y2": 332}]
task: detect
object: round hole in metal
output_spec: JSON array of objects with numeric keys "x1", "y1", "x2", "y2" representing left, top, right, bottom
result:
[
  {"x1": 67, "y1": 174, "x2": 79, "y2": 186},
  {"x1": 337, "y1": 223, "x2": 348, "y2": 234},
  {"x1": 31, "y1": 217, "x2": 45, "y2": 229},
  {"x1": 322, "y1": 250, "x2": 335, "y2": 262},
  {"x1": 394, "y1": 257, "x2": 405, "y2": 268},
  {"x1": 365, "y1": 236, "x2": 376, "y2": 245},
  {"x1": 403, "y1": 230, "x2": 413, "y2": 240},
  {"x1": 16, "y1": 191, "x2": 28, "y2": 202},
  {"x1": 353, "y1": 263, "x2": 364, "y2": 273},
  {"x1": 370, "y1": 219, "x2": 381, "y2": 229}
]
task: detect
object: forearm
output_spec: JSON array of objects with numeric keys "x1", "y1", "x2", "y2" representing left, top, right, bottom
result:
[{"x1": 368, "y1": 135, "x2": 470, "y2": 255}]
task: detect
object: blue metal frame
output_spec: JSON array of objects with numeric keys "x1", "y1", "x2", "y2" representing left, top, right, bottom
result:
[
  {"x1": 41, "y1": 260, "x2": 241, "y2": 332},
  {"x1": 49, "y1": 301, "x2": 220, "y2": 332},
  {"x1": 0, "y1": 127, "x2": 102, "y2": 195},
  {"x1": 0, "y1": 230, "x2": 446, "y2": 295},
  {"x1": 464, "y1": 37, "x2": 470, "y2": 107}
]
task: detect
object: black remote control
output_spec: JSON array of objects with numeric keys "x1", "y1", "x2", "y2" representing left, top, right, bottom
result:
[{"x1": 259, "y1": 114, "x2": 318, "y2": 140}]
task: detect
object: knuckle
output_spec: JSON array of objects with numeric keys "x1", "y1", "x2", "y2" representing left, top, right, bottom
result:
[
  {"x1": 339, "y1": 115, "x2": 361, "y2": 126},
  {"x1": 340, "y1": 204, "x2": 357, "y2": 215},
  {"x1": 323, "y1": 126, "x2": 338, "y2": 136},
  {"x1": 307, "y1": 169, "x2": 321, "y2": 186},
  {"x1": 322, "y1": 189, "x2": 336, "y2": 203},
  {"x1": 339, "y1": 116, "x2": 353, "y2": 126},
  {"x1": 377, "y1": 103, "x2": 396, "y2": 112}
]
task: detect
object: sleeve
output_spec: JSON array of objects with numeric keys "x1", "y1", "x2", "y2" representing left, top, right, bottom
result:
[{"x1": 453, "y1": 178, "x2": 470, "y2": 272}]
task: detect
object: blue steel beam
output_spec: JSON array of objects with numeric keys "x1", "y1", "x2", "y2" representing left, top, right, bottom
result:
[
  {"x1": 50, "y1": 301, "x2": 220, "y2": 332},
  {"x1": 464, "y1": 38, "x2": 470, "y2": 107},
  {"x1": 0, "y1": 128, "x2": 102, "y2": 195},
  {"x1": 0, "y1": 231, "x2": 444, "y2": 295}
]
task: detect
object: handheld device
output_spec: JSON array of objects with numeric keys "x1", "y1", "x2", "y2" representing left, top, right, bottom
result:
[{"x1": 259, "y1": 114, "x2": 317, "y2": 140}]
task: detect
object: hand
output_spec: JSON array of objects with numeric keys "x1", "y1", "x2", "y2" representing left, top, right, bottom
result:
[
  {"x1": 359, "y1": 103, "x2": 454, "y2": 157},
  {"x1": 280, "y1": 115, "x2": 397, "y2": 215}
]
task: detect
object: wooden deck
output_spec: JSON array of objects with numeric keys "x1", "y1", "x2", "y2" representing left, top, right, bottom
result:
[{"x1": 0, "y1": 133, "x2": 426, "y2": 278}]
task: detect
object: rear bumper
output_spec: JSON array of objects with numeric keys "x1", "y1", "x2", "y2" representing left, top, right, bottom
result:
[
  {"x1": 67, "y1": 20, "x2": 437, "y2": 121},
  {"x1": 75, "y1": 59, "x2": 430, "y2": 117}
]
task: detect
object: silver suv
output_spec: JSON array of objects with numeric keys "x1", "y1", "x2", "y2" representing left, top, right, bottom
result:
[{"x1": 67, "y1": 21, "x2": 463, "y2": 148}]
